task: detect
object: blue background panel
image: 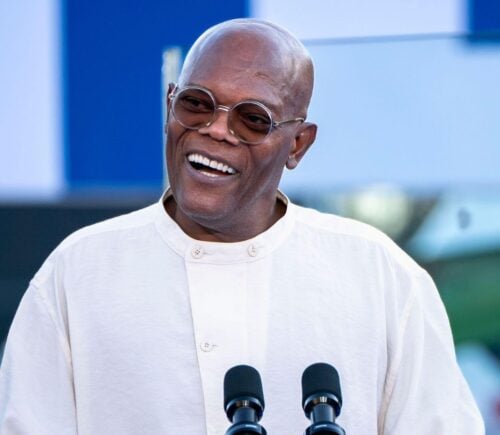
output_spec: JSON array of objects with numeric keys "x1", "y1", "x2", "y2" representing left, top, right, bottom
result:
[
  {"x1": 64, "y1": 0, "x2": 248, "y2": 188},
  {"x1": 469, "y1": 0, "x2": 500, "y2": 33}
]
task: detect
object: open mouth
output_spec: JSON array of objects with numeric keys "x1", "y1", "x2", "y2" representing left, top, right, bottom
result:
[{"x1": 187, "y1": 153, "x2": 237, "y2": 177}]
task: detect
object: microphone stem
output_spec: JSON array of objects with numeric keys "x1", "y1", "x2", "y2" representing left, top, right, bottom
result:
[
  {"x1": 233, "y1": 406, "x2": 257, "y2": 424},
  {"x1": 311, "y1": 403, "x2": 335, "y2": 424}
]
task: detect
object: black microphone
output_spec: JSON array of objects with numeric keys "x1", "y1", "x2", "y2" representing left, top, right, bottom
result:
[
  {"x1": 302, "y1": 362, "x2": 346, "y2": 435},
  {"x1": 223, "y1": 365, "x2": 267, "y2": 435}
]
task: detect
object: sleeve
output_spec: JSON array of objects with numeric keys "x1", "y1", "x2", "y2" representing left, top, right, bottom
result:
[
  {"x1": 378, "y1": 270, "x2": 485, "y2": 434},
  {"x1": 0, "y1": 284, "x2": 77, "y2": 435}
]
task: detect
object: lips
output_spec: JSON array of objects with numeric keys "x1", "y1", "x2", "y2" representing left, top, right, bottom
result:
[{"x1": 187, "y1": 152, "x2": 237, "y2": 177}]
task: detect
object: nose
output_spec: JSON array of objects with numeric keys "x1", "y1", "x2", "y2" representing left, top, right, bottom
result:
[{"x1": 197, "y1": 107, "x2": 240, "y2": 146}]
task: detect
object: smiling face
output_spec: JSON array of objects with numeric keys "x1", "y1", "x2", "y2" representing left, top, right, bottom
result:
[{"x1": 164, "y1": 22, "x2": 316, "y2": 242}]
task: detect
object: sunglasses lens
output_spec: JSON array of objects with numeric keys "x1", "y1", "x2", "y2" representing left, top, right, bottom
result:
[
  {"x1": 230, "y1": 102, "x2": 272, "y2": 144},
  {"x1": 172, "y1": 88, "x2": 215, "y2": 129},
  {"x1": 171, "y1": 87, "x2": 273, "y2": 144}
]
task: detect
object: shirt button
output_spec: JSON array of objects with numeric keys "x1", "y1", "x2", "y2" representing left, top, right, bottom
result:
[
  {"x1": 247, "y1": 244, "x2": 258, "y2": 257},
  {"x1": 200, "y1": 341, "x2": 216, "y2": 352},
  {"x1": 191, "y1": 245, "x2": 204, "y2": 259}
]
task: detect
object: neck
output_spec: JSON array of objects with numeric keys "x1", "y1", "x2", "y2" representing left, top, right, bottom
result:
[{"x1": 164, "y1": 195, "x2": 286, "y2": 243}]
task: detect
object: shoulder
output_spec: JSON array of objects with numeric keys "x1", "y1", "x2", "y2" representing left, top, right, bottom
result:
[
  {"x1": 289, "y1": 202, "x2": 425, "y2": 276},
  {"x1": 30, "y1": 203, "x2": 159, "y2": 287},
  {"x1": 57, "y1": 203, "x2": 158, "y2": 250},
  {"x1": 288, "y1": 202, "x2": 439, "y2": 322}
]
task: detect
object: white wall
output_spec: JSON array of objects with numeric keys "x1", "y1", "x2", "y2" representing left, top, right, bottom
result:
[
  {"x1": 0, "y1": 0, "x2": 63, "y2": 200},
  {"x1": 251, "y1": 0, "x2": 465, "y2": 40}
]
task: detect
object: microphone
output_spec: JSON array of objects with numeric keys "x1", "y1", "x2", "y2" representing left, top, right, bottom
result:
[
  {"x1": 223, "y1": 365, "x2": 267, "y2": 435},
  {"x1": 302, "y1": 363, "x2": 346, "y2": 435}
]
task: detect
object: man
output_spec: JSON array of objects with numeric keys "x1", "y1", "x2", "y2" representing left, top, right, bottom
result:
[{"x1": 0, "y1": 18, "x2": 483, "y2": 434}]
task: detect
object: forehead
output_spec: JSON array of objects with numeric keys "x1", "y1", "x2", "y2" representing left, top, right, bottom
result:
[{"x1": 180, "y1": 30, "x2": 289, "y2": 110}]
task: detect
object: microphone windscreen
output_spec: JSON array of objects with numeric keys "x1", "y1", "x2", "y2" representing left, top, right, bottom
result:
[
  {"x1": 301, "y1": 362, "x2": 342, "y2": 408},
  {"x1": 224, "y1": 365, "x2": 265, "y2": 409}
]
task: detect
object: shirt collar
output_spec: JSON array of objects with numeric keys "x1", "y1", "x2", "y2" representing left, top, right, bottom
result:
[{"x1": 154, "y1": 189, "x2": 295, "y2": 264}]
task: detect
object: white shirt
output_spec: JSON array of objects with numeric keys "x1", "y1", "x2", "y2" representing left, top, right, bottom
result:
[{"x1": 0, "y1": 192, "x2": 484, "y2": 434}]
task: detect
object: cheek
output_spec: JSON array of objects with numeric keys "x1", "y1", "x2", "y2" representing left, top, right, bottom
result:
[
  {"x1": 165, "y1": 124, "x2": 183, "y2": 179},
  {"x1": 250, "y1": 140, "x2": 293, "y2": 183},
  {"x1": 256, "y1": 137, "x2": 293, "y2": 167},
  {"x1": 165, "y1": 122, "x2": 183, "y2": 156}
]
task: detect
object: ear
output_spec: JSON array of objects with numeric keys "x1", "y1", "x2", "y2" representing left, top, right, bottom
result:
[
  {"x1": 165, "y1": 82, "x2": 177, "y2": 133},
  {"x1": 286, "y1": 122, "x2": 317, "y2": 170},
  {"x1": 166, "y1": 82, "x2": 177, "y2": 110}
]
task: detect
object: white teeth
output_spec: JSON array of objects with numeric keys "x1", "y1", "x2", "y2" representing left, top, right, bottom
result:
[
  {"x1": 200, "y1": 170, "x2": 218, "y2": 178},
  {"x1": 187, "y1": 153, "x2": 236, "y2": 174}
]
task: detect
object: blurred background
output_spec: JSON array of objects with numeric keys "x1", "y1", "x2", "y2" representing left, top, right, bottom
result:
[{"x1": 1, "y1": 0, "x2": 499, "y2": 431}]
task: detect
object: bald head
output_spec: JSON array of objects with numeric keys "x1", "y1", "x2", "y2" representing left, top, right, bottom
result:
[{"x1": 179, "y1": 19, "x2": 314, "y2": 118}]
